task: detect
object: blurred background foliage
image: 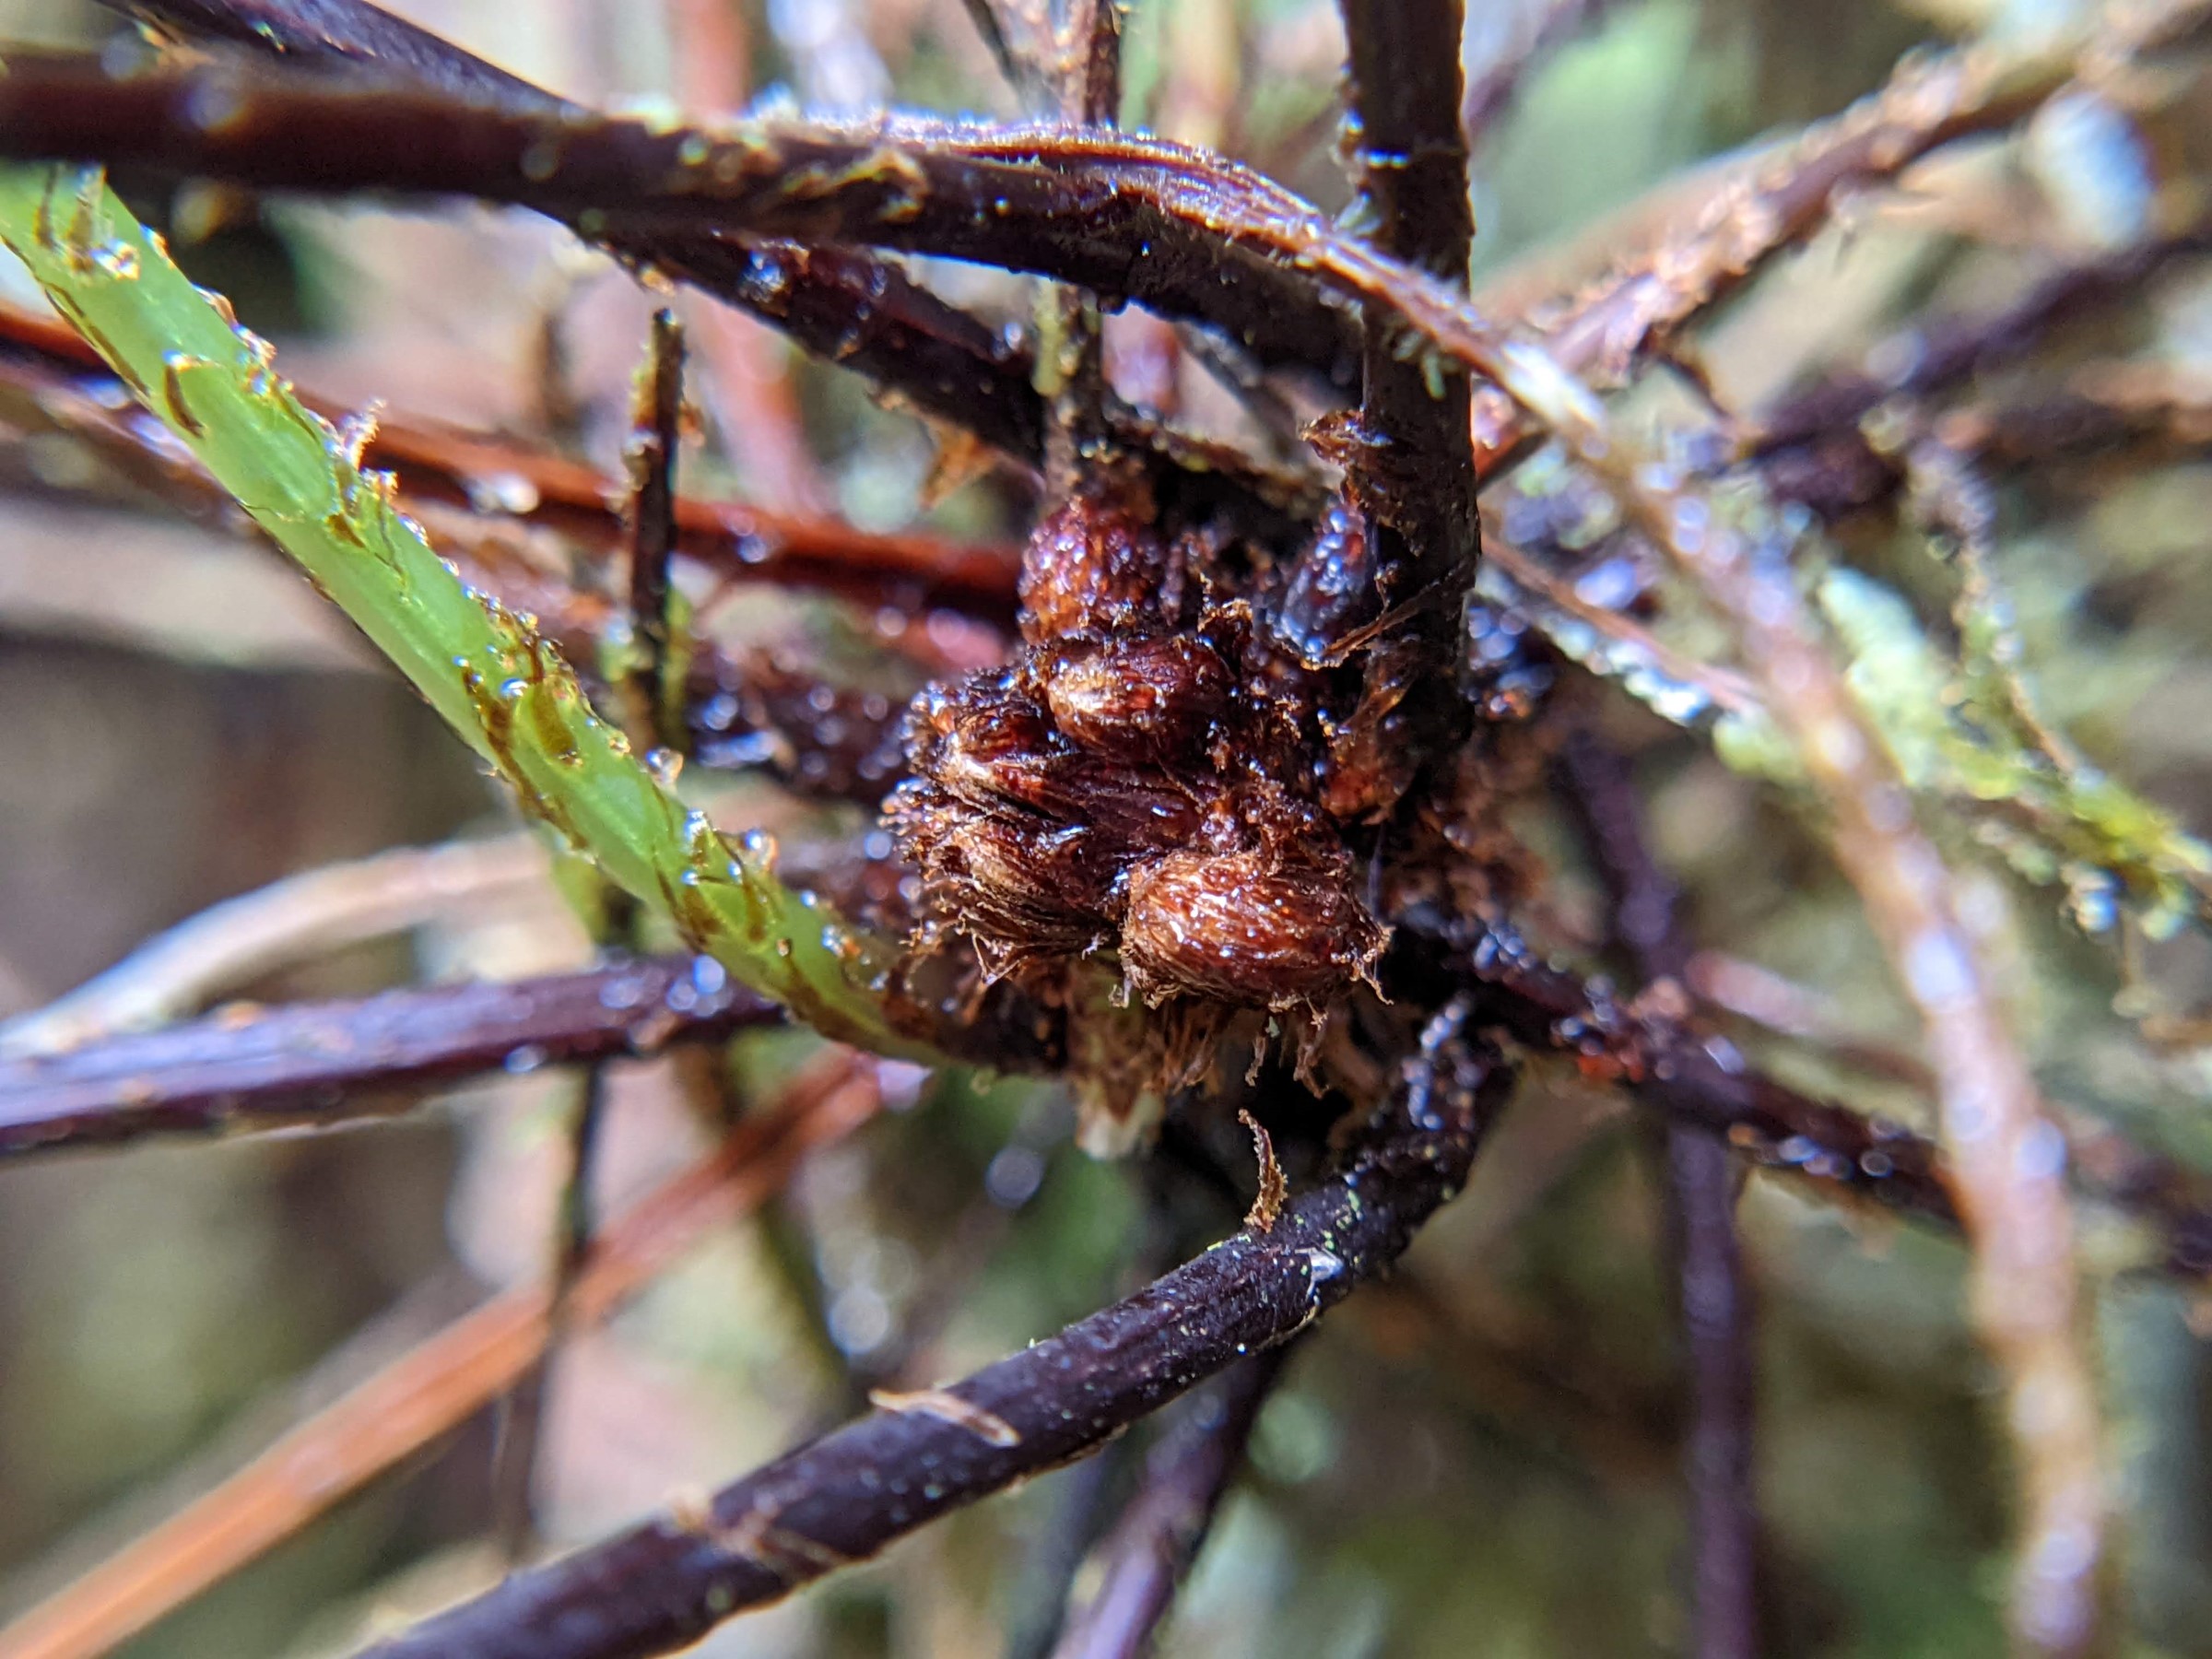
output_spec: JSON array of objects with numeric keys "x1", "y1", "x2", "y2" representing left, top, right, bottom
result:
[{"x1": 4, "y1": 0, "x2": 2212, "y2": 1655}]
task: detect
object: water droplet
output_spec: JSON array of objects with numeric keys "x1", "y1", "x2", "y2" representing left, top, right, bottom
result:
[{"x1": 465, "y1": 471, "x2": 541, "y2": 514}]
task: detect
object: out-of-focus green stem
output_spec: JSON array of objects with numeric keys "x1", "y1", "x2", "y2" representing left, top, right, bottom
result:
[{"x1": 0, "y1": 164, "x2": 930, "y2": 1061}]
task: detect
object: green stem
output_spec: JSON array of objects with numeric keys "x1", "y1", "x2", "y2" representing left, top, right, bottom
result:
[{"x1": 0, "y1": 164, "x2": 931, "y2": 1061}]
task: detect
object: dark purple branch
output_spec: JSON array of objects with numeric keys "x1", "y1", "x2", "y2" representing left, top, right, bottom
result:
[
  {"x1": 352, "y1": 1021, "x2": 1512, "y2": 1659},
  {"x1": 1559, "y1": 732, "x2": 1759, "y2": 1659},
  {"x1": 0, "y1": 959, "x2": 779, "y2": 1157},
  {"x1": 1049, "y1": 1347, "x2": 1290, "y2": 1659},
  {"x1": 98, "y1": 0, "x2": 1075, "y2": 460},
  {"x1": 0, "y1": 57, "x2": 1364, "y2": 382},
  {"x1": 1397, "y1": 898, "x2": 2212, "y2": 1283}
]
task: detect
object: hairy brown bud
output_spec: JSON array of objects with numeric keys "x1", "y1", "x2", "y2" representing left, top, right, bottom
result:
[
  {"x1": 1017, "y1": 485, "x2": 1180, "y2": 642},
  {"x1": 897, "y1": 479, "x2": 1394, "y2": 1022},
  {"x1": 1120, "y1": 850, "x2": 1385, "y2": 1007},
  {"x1": 1044, "y1": 635, "x2": 1232, "y2": 761}
]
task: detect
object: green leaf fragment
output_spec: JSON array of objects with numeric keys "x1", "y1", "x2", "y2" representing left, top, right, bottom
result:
[{"x1": 0, "y1": 164, "x2": 933, "y2": 1060}]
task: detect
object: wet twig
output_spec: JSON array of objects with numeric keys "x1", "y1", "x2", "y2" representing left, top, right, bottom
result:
[
  {"x1": 100, "y1": 0, "x2": 1076, "y2": 456},
  {"x1": 1334, "y1": 0, "x2": 1479, "y2": 790},
  {"x1": 354, "y1": 1019, "x2": 1512, "y2": 1659},
  {"x1": 0, "y1": 959, "x2": 779, "y2": 1157},
  {"x1": 621, "y1": 308, "x2": 689, "y2": 757},
  {"x1": 0, "y1": 1053, "x2": 885, "y2": 1659}
]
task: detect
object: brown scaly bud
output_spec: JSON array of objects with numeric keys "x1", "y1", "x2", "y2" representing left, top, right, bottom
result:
[
  {"x1": 1017, "y1": 478, "x2": 1182, "y2": 643},
  {"x1": 896, "y1": 468, "x2": 1393, "y2": 1031},
  {"x1": 1044, "y1": 634, "x2": 1232, "y2": 762},
  {"x1": 1268, "y1": 495, "x2": 1378, "y2": 670},
  {"x1": 1120, "y1": 849, "x2": 1387, "y2": 1009}
]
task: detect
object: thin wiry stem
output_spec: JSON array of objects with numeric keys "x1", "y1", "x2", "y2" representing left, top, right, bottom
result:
[
  {"x1": 354, "y1": 1021, "x2": 1511, "y2": 1659},
  {"x1": 622, "y1": 307, "x2": 688, "y2": 757},
  {"x1": 1048, "y1": 1347, "x2": 1290, "y2": 1659},
  {"x1": 0, "y1": 1053, "x2": 885, "y2": 1659},
  {"x1": 1559, "y1": 731, "x2": 1759, "y2": 1659}
]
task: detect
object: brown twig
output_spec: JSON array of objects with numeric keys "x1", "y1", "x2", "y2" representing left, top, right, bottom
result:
[
  {"x1": 0, "y1": 959, "x2": 778, "y2": 1158},
  {"x1": 1036, "y1": 0, "x2": 1124, "y2": 497},
  {"x1": 100, "y1": 0, "x2": 1079, "y2": 456},
  {"x1": 0, "y1": 1053, "x2": 884, "y2": 1659},
  {"x1": 1334, "y1": 0, "x2": 1479, "y2": 793},
  {"x1": 353, "y1": 1017, "x2": 1511, "y2": 1659}
]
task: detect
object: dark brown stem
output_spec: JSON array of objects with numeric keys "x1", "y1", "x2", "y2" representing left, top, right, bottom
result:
[
  {"x1": 1049, "y1": 1346, "x2": 1290, "y2": 1659},
  {"x1": 1038, "y1": 0, "x2": 1124, "y2": 494},
  {"x1": 1395, "y1": 901, "x2": 2212, "y2": 1282},
  {"x1": 353, "y1": 1020, "x2": 1512, "y2": 1659},
  {"x1": 1559, "y1": 731, "x2": 1759, "y2": 1659},
  {"x1": 0, "y1": 959, "x2": 779, "y2": 1158},
  {"x1": 0, "y1": 57, "x2": 1364, "y2": 382},
  {"x1": 99, "y1": 0, "x2": 1078, "y2": 456},
  {"x1": 1340, "y1": 0, "x2": 1472, "y2": 294},
  {"x1": 625, "y1": 307, "x2": 688, "y2": 755},
  {"x1": 1335, "y1": 0, "x2": 1479, "y2": 784}
]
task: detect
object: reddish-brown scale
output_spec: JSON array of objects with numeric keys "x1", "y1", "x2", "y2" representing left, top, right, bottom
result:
[
  {"x1": 1320, "y1": 639, "x2": 1423, "y2": 823},
  {"x1": 1044, "y1": 634, "x2": 1231, "y2": 761},
  {"x1": 1121, "y1": 851, "x2": 1385, "y2": 1007},
  {"x1": 1016, "y1": 481, "x2": 1181, "y2": 643}
]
